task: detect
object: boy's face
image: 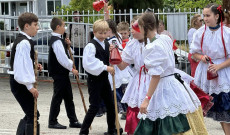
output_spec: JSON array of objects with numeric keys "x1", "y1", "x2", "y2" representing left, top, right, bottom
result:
[
  {"x1": 94, "y1": 30, "x2": 107, "y2": 42},
  {"x1": 25, "y1": 22, "x2": 39, "y2": 37},
  {"x1": 119, "y1": 30, "x2": 129, "y2": 40},
  {"x1": 57, "y1": 21, "x2": 66, "y2": 35}
]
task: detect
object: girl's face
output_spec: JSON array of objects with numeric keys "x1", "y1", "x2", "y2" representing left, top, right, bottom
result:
[
  {"x1": 203, "y1": 8, "x2": 219, "y2": 27},
  {"x1": 131, "y1": 23, "x2": 144, "y2": 40},
  {"x1": 106, "y1": 28, "x2": 112, "y2": 37}
]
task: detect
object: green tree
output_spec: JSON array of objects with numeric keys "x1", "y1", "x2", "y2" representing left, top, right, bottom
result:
[
  {"x1": 164, "y1": 0, "x2": 222, "y2": 11},
  {"x1": 111, "y1": 0, "x2": 163, "y2": 12}
]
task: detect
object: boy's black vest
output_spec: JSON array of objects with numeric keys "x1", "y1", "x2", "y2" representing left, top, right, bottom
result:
[
  {"x1": 48, "y1": 36, "x2": 70, "y2": 76},
  {"x1": 87, "y1": 39, "x2": 110, "y2": 79},
  {"x1": 10, "y1": 33, "x2": 35, "y2": 71}
]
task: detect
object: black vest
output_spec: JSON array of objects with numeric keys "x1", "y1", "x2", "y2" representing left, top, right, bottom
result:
[
  {"x1": 87, "y1": 39, "x2": 110, "y2": 79},
  {"x1": 10, "y1": 33, "x2": 35, "y2": 71},
  {"x1": 48, "y1": 36, "x2": 70, "y2": 76}
]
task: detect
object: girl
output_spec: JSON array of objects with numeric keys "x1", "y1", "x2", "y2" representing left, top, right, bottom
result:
[
  {"x1": 116, "y1": 17, "x2": 151, "y2": 135},
  {"x1": 106, "y1": 19, "x2": 131, "y2": 114},
  {"x1": 190, "y1": 3, "x2": 230, "y2": 134},
  {"x1": 134, "y1": 13, "x2": 208, "y2": 135}
]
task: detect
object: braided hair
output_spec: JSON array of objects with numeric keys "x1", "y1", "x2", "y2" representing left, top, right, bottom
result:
[
  {"x1": 106, "y1": 19, "x2": 122, "y2": 44},
  {"x1": 138, "y1": 13, "x2": 157, "y2": 46}
]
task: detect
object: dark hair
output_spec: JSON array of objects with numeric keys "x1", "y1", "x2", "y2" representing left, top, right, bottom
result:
[
  {"x1": 50, "y1": 17, "x2": 63, "y2": 31},
  {"x1": 18, "y1": 12, "x2": 38, "y2": 30},
  {"x1": 205, "y1": 3, "x2": 225, "y2": 24},
  {"x1": 106, "y1": 19, "x2": 122, "y2": 43},
  {"x1": 138, "y1": 13, "x2": 157, "y2": 45}
]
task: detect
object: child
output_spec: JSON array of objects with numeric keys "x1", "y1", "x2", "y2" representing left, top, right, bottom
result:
[
  {"x1": 48, "y1": 17, "x2": 82, "y2": 129},
  {"x1": 117, "y1": 21, "x2": 130, "y2": 49},
  {"x1": 134, "y1": 13, "x2": 208, "y2": 135},
  {"x1": 117, "y1": 17, "x2": 151, "y2": 135},
  {"x1": 80, "y1": 19, "x2": 116, "y2": 135},
  {"x1": 190, "y1": 3, "x2": 230, "y2": 134},
  {"x1": 9, "y1": 12, "x2": 40, "y2": 134},
  {"x1": 106, "y1": 19, "x2": 132, "y2": 120}
]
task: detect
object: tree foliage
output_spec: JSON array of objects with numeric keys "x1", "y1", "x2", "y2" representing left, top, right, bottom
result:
[{"x1": 164, "y1": 0, "x2": 222, "y2": 11}]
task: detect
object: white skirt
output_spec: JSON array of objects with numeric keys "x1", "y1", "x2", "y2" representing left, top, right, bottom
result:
[
  {"x1": 194, "y1": 57, "x2": 230, "y2": 95},
  {"x1": 138, "y1": 76, "x2": 201, "y2": 121},
  {"x1": 121, "y1": 71, "x2": 151, "y2": 108}
]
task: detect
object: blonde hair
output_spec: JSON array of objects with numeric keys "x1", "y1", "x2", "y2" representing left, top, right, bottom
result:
[
  {"x1": 117, "y1": 21, "x2": 129, "y2": 32},
  {"x1": 93, "y1": 19, "x2": 109, "y2": 33},
  {"x1": 190, "y1": 14, "x2": 201, "y2": 29}
]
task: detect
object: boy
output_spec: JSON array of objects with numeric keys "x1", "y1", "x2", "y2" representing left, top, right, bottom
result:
[
  {"x1": 117, "y1": 21, "x2": 130, "y2": 49},
  {"x1": 48, "y1": 17, "x2": 82, "y2": 129},
  {"x1": 9, "y1": 12, "x2": 40, "y2": 135},
  {"x1": 79, "y1": 19, "x2": 116, "y2": 135}
]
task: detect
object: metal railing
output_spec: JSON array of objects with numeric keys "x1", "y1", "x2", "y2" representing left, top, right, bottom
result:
[{"x1": 0, "y1": 8, "x2": 201, "y2": 77}]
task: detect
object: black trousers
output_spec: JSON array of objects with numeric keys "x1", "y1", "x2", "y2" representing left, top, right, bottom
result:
[
  {"x1": 80, "y1": 76, "x2": 116, "y2": 134},
  {"x1": 10, "y1": 75, "x2": 40, "y2": 124},
  {"x1": 48, "y1": 75, "x2": 78, "y2": 125}
]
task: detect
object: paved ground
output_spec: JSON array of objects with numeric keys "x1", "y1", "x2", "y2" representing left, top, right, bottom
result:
[{"x1": 0, "y1": 75, "x2": 225, "y2": 135}]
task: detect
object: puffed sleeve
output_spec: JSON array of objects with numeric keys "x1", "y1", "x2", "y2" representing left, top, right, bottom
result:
[
  {"x1": 190, "y1": 26, "x2": 204, "y2": 54},
  {"x1": 144, "y1": 42, "x2": 168, "y2": 76},
  {"x1": 223, "y1": 26, "x2": 230, "y2": 55},
  {"x1": 14, "y1": 40, "x2": 35, "y2": 90},
  {"x1": 83, "y1": 43, "x2": 107, "y2": 76},
  {"x1": 121, "y1": 39, "x2": 136, "y2": 64}
]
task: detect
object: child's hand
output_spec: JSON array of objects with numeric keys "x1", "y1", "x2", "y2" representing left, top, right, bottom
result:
[
  {"x1": 109, "y1": 44, "x2": 115, "y2": 51},
  {"x1": 65, "y1": 38, "x2": 71, "y2": 48},
  {"x1": 107, "y1": 66, "x2": 115, "y2": 75},
  {"x1": 72, "y1": 69, "x2": 79, "y2": 76},
  {"x1": 29, "y1": 87, "x2": 39, "y2": 98},
  {"x1": 201, "y1": 55, "x2": 209, "y2": 63},
  {"x1": 208, "y1": 64, "x2": 221, "y2": 74},
  {"x1": 37, "y1": 63, "x2": 43, "y2": 71}
]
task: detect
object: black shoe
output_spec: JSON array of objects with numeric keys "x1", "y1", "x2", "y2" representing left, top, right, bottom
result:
[
  {"x1": 104, "y1": 128, "x2": 123, "y2": 135},
  {"x1": 79, "y1": 134, "x2": 88, "y2": 135},
  {"x1": 69, "y1": 121, "x2": 82, "y2": 128},
  {"x1": 95, "y1": 112, "x2": 103, "y2": 117},
  {"x1": 48, "y1": 123, "x2": 67, "y2": 129}
]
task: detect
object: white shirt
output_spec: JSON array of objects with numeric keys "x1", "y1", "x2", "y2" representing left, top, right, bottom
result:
[
  {"x1": 83, "y1": 37, "x2": 107, "y2": 76},
  {"x1": 187, "y1": 28, "x2": 196, "y2": 47},
  {"x1": 51, "y1": 32, "x2": 73, "y2": 72},
  {"x1": 11, "y1": 31, "x2": 35, "y2": 90}
]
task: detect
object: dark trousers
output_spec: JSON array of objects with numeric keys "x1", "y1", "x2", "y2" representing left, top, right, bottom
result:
[
  {"x1": 48, "y1": 75, "x2": 78, "y2": 125},
  {"x1": 80, "y1": 77, "x2": 116, "y2": 134},
  {"x1": 10, "y1": 75, "x2": 40, "y2": 124}
]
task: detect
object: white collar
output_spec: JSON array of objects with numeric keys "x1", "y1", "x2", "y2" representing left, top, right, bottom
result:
[
  {"x1": 20, "y1": 31, "x2": 32, "y2": 39},
  {"x1": 51, "y1": 32, "x2": 62, "y2": 38}
]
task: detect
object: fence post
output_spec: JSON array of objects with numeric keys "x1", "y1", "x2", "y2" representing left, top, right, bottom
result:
[{"x1": 129, "y1": 9, "x2": 133, "y2": 25}]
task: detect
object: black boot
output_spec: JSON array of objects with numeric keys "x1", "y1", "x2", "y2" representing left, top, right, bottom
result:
[
  {"x1": 16, "y1": 119, "x2": 26, "y2": 135},
  {"x1": 25, "y1": 124, "x2": 33, "y2": 135},
  {"x1": 25, "y1": 123, "x2": 40, "y2": 135}
]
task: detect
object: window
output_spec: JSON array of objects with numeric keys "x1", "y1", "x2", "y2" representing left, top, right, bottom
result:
[
  {"x1": 47, "y1": 0, "x2": 61, "y2": 15},
  {"x1": 1, "y1": 2, "x2": 9, "y2": 15}
]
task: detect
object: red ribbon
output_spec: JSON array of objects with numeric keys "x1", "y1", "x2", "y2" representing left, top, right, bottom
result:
[{"x1": 138, "y1": 65, "x2": 148, "y2": 90}]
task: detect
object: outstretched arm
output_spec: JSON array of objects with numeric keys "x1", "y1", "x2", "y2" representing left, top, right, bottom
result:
[{"x1": 104, "y1": 1, "x2": 110, "y2": 20}]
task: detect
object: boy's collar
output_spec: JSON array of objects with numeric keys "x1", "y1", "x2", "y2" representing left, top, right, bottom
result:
[
  {"x1": 20, "y1": 31, "x2": 32, "y2": 39},
  {"x1": 93, "y1": 37, "x2": 104, "y2": 43},
  {"x1": 51, "y1": 32, "x2": 62, "y2": 38}
]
